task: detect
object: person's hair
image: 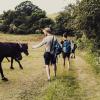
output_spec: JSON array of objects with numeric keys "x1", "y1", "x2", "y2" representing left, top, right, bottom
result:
[
  {"x1": 43, "y1": 27, "x2": 53, "y2": 34},
  {"x1": 63, "y1": 33, "x2": 67, "y2": 38}
]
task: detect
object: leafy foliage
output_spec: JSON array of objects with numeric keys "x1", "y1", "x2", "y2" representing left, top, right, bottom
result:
[
  {"x1": 55, "y1": 0, "x2": 100, "y2": 50},
  {"x1": 0, "y1": 1, "x2": 54, "y2": 34}
]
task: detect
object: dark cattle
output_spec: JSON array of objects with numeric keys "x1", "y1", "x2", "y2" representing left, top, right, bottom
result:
[
  {"x1": 0, "y1": 42, "x2": 28, "y2": 81},
  {"x1": 6, "y1": 43, "x2": 29, "y2": 70}
]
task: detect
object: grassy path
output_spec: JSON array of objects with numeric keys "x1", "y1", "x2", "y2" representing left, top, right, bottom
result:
[
  {"x1": 0, "y1": 50, "x2": 100, "y2": 100},
  {"x1": 38, "y1": 55, "x2": 100, "y2": 100},
  {"x1": 0, "y1": 44, "x2": 47, "y2": 100},
  {"x1": 0, "y1": 33, "x2": 100, "y2": 100},
  {"x1": 74, "y1": 56, "x2": 100, "y2": 100}
]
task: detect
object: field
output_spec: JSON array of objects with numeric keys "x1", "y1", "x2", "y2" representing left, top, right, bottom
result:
[
  {"x1": 0, "y1": 33, "x2": 100, "y2": 100},
  {"x1": 47, "y1": 13, "x2": 59, "y2": 20}
]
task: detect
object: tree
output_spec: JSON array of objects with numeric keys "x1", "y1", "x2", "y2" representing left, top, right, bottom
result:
[
  {"x1": 55, "y1": 4, "x2": 76, "y2": 35},
  {"x1": 39, "y1": 18, "x2": 55, "y2": 28},
  {"x1": 0, "y1": 1, "x2": 54, "y2": 34}
]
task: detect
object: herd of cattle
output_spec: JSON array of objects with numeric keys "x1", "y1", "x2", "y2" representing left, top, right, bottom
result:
[{"x1": 0, "y1": 42, "x2": 29, "y2": 81}]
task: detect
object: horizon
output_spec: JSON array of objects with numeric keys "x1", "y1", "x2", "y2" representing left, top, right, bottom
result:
[{"x1": 0, "y1": 0, "x2": 76, "y2": 15}]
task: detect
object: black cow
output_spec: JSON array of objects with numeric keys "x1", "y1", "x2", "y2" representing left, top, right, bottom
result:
[
  {"x1": 0, "y1": 42, "x2": 28, "y2": 81},
  {"x1": 6, "y1": 43, "x2": 29, "y2": 70}
]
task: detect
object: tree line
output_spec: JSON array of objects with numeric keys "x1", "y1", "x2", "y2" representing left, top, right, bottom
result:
[
  {"x1": 56, "y1": 0, "x2": 100, "y2": 52},
  {"x1": 0, "y1": 1, "x2": 77, "y2": 36},
  {"x1": 0, "y1": 0, "x2": 100, "y2": 51},
  {"x1": 0, "y1": 1, "x2": 54, "y2": 34}
]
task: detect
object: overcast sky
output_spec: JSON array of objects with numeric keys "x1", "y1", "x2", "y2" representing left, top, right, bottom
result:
[{"x1": 0, "y1": 0, "x2": 76, "y2": 14}]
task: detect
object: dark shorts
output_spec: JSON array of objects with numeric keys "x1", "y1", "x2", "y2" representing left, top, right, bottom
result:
[
  {"x1": 44, "y1": 52, "x2": 56, "y2": 65},
  {"x1": 62, "y1": 52, "x2": 70, "y2": 59}
]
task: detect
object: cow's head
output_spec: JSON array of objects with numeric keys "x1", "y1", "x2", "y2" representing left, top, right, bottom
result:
[{"x1": 19, "y1": 43, "x2": 29, "y2": 56}]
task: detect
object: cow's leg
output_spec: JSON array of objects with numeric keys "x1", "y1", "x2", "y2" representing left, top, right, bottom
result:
[
  {"x1": 74, "y1": 52, "x2": 75, "y2": 58},
  {"x1": 10, "y1": 58, "x2": 14, "y2": 69},
  {"x1": 0, "y1": 58, "x2": 8, "y2": 81},
  {"x1": 15, "y1": 59, "x2": 23, "y2": 69}
]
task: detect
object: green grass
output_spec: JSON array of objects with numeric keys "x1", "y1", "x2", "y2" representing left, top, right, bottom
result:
[
  {"x1": 0, "y1": 32, "x2": 44, "y2": 42},
  {"x1": 0, "y1": 32, "x2": 82, "y2": 100},
  {"x1": 78, "y1": 50, "x2": 100, "y2": 75},
  {"x1": 0, "y1": 33, "x2": 100, "y2": 100},
  {"x1": 38, "y1": 60, "x2": 85, "y2": 100},
  {"x1": 0, "y1": 33, "x2": 45, "y2": 100}
]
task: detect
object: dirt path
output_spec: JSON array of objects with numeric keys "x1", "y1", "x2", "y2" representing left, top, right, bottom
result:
[{"x1": 74, "y1": 56, "x2": 100, "y2": 100}]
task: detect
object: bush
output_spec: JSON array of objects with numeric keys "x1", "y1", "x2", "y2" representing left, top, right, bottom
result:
[
  {"x1": 35, "y1": 29, "x2": 42, "y2": 34},
  {"x1": 0, "y1": 24, "x2": 9, "y2": 32},
  {"x1": 0, "y1": 1, "x2": 54, "y2": 34}
]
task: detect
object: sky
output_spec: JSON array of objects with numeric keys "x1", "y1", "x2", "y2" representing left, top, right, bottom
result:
[{"x1": 0, "y1": 0, "x2": 76, "y2": 14}]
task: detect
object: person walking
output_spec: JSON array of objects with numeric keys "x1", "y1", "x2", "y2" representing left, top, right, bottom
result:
[
  {"x1": 61, "y1": 33, "x2": 71, "y2": 70},
  {"x1": 32, "y1": 27, "x2": 57, "y2": 81},
  {"x1": 71, "y1": 40, "x2": 77, "y2": 58}
]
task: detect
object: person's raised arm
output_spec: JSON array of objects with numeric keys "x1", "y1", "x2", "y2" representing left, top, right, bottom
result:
[{"x1": 32, "y1": 38, "x2": 46, "y2": 49}]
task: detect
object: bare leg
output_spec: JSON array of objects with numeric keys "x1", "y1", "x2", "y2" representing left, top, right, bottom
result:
[
  {"x1": 52, "y1": 64, "x2": 57, "y2": 77},
  {"x1": 45, "y1": 65, "x2": 50, "y2": 81},
  {"x1": 67, "y1": 57, "x2": 70, "y2": 70},
  {"x1": 63, "y1": 58, "x2": 66, "y2": 67}
]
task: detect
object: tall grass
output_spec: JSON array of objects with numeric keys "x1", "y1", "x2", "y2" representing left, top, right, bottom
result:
[
  {"x1": 0, "y1": 32, "x2": 44, "y2": 42},
  {"x1": 77, "y1": 34, "x2": 100, "y2": 75}
]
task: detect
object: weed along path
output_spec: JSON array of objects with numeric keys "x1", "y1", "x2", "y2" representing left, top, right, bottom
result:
[{"x1": 74, "y1": 56, "x2": 100, "y2": 100}]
